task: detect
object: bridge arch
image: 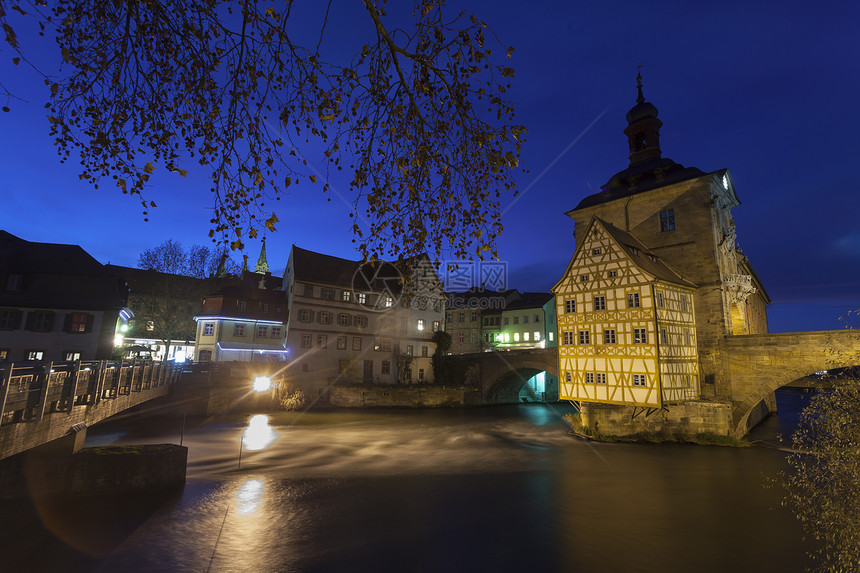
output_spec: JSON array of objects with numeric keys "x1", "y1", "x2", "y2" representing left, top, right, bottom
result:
[
  {"x1": 718, "y1": 331, "x2": 860, "y2": 436},
  {"x1": 485, "y1": 368, "x2": 546, "y2": 403}
]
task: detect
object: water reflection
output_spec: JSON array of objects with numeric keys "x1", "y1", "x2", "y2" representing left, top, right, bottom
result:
[
  {"x1": 235, "y1": 478, "x2": 264, "y2": 515},
  {"x1": 243, "y1": 414, "x2": 276, "y2": 451}
]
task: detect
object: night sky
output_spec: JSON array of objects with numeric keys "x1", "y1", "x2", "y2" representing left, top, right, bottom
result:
[{"x1": 1, "y1": 0, "x2": 858, "y2": 332}]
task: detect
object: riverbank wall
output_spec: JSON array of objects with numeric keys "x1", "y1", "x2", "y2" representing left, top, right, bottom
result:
[
  {"x1": 580, "y1": 401, "x2": 733, "y2": 437},
  {"x1": 0, "y1": 443, "x2": 187, "y2": 500},
  {"x1": 331, "y1": 385, "x2": 482, "y2": 407}
]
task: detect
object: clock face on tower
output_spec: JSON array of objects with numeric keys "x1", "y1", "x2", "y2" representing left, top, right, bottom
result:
[{"x1": 722, "y1": 173, "x2": 729, "y2": 190}]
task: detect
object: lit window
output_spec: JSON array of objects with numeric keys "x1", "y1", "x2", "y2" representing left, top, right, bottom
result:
[
  {"x1": 337, "y1": 336, "x2": 347, "y2": 349},
  {"x1": 514, "y1": 333, "x2": 520, "y2": 342},
  {"x1": 26, "y1": 350, "x2": 44, "y2": 361},
  {"x1": 593, "y1": 296, "x2": 606, "y2": 311},
  {"x1": 603, "y1": 329, "x2": 616, "y2": 344},
  {"x1": 63, "y1": 351, "x2": 81, "y2": 361},
  {"x1": 406, "y1": 345, "x2": 413, "y2": 355},
  {"x1": 356, "y1": 293, "x2": 367, "y2": 304},
  {"x1": 203, "y1": 323, "x2": 214, "y2": 336},
  {"x1": 342, "y1": 291, "x2": 351, "y2": 301},
  {"x1": 433, "y1": 321, "x2": 440, "y2": 332},
  {"x1": 69, "y1": 313, "x2": 89, "y2": 333},
  {"x1": 634, "y1": 328, "x2": 647, "y2": 344},
  {"x1": 383, "y1": 296, "x2": 393, "y2": 308},
  {"x1": 234, "y1": 324, "x2": 245, "y2": 336},
  {"x1": 534, "y1": 332, "x2": 540, "y2": 341},
  {"x1": 146, "y1": 320, "x2": 155, "y2": 331},
  {"x1": 417, "y1": 319, "x2": 425, "y2": 331},
  {"x1": 503, "y1": 333, "x2": 510, "y2": 342},
  {"x1": 627, "y1": 293, "x2": 640, "y2": 308},
  {"x1": 660, "y1": 209, "x2": 675, "y2": 232},
  {"x1": 578, "y1": 331, "x2": 590, "y2": 344},
  {"x1": 549, "y1": 332, "x2": 554, "y2": 341},
  {"x1": 523, "y1": 332, "x2": 529, "y2": 341}
]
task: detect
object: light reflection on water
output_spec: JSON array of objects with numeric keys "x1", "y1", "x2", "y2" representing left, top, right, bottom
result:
[
  {"x1": 54, "y1": 404, "x2": 815, "y2": 572},
  {"x1": 242, "y1": 414, "x2": 276, "y2": 451}
]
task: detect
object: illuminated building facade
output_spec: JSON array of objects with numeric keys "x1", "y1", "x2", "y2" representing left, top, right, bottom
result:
[
  {"x1": 555, "y1": 75, "x2": 770, "y2": 405},
  {"x1": 283, "y1": 246, "x2": 444, "y2": 397}
]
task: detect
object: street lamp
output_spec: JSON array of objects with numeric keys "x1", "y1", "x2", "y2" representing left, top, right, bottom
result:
[{"x1": 253, "y1": 375, "x2": 271, "y2": 392}]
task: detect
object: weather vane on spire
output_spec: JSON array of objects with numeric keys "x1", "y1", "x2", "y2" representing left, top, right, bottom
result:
[{"x1": 636, "y1": 64, "x2": 645, "y2": 103}]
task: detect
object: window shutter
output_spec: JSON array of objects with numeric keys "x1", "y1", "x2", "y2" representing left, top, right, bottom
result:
[
  {"x1": 85, "y1": 314, "x2": 94, "y2": 333},
  {"x1": 25, "y1": 311, "x2": 35, "y2": 331},
  {"x1": 45, "y1": 312, "x2": 55, "y2": 331},
  {"x1": 12, "y1": 310, "x2": 22, "y2": 330},
  {"x1": 63, "y1": 313, "x2": 73, "y2": 333}
]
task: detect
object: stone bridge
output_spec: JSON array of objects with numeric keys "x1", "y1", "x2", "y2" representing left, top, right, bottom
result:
[
  {"x1": 0, "y1": 360, "x2": 181, "y2": 460},
  {"x1": 715, "y1": 330, "x2": 860, "y2": 436},
  {"x1": 462, "y1": 348, "x2": 558, "y2": 403}
]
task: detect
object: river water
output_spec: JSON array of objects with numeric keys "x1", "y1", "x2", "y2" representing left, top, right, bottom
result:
[{"x1": 3, "y1": 392, "x2": 814, "y2": 572}]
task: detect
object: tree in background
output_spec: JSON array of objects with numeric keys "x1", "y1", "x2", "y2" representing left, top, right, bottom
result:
[
  {"x1": 780, "y1": 313, "x2": 860, "y2": 571},
  {"x1": 1, "y1": 0, "x2": 525, "y2": 261},
  {"x1": 430, "y1": 330, "x2": 468, "y2": 385},
  {"x1": 129, "y1": 240, "x2": 239, "y2": 358}
]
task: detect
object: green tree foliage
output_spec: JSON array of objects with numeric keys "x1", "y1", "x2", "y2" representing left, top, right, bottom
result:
[
  {"x1": 430, "y1": 330, "x2": 468, "y2": 384},
  {"x1": 1, "y1": 0, "x2": 525, "y2": 261}
]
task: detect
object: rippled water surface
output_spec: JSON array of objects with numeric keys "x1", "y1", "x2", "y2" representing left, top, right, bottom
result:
[{"x1": 3, "y1": 401, "x2": 813, "y2": 572}]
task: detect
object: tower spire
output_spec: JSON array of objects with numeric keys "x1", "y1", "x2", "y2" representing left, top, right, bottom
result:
[
  {"x1": 636, "y1": 66, "x2": 645, "y2": 103},
  {"x1": 255, "y1": 237, "x2": 269, "y2": 274},
  {"x1": 624, "y1": 68, "x2": 662, "y2": 165}
]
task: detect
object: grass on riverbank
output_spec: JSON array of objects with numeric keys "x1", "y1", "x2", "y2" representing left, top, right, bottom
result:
[{"x1": 563, "y1": 413, "x2": 750, "y2": 447}]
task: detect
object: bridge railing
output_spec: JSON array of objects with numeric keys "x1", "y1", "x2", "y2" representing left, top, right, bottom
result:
[{"x1": 0, "y1": 359, "x2": 182, "y2": 427}]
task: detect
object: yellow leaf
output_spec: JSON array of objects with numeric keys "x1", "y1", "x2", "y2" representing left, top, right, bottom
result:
[
  {"x1": 144, "y1": 162, "x2": 155, "y2": 173},
  {"x1": 265, "y1": 213, "x2": 279, "y2": 232},
  {"x1": 178, "y1": 169, "x2": 188, "y2": 178},
  {"x1": 117, "y1": 178, "x2": 127, "y2": 192},
  {"x1": 309, "y1": 175, "x2": 317, "y2": 184},
  {"x1": 249, "y1": 228, "x2": 258, "y2": 239}
]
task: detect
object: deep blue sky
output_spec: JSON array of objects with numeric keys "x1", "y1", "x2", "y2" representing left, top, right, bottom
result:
[{"x1": 1, "y1": 0, "x2": 858, "y2": 332}]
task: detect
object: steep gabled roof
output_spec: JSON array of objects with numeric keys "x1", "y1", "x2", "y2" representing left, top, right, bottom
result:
[
  {"x1": 1, "y1": 230, "x2": 110, "y2": 276},
  {"x1": 552, "y1": 218, "x2": 696, "y2": 291},
  {"x1": 289, "y1": 245, "x2": 440, "y2": 292}
]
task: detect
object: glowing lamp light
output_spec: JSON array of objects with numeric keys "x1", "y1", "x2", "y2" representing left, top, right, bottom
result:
[
  {"x1": 253, "y1": 375, "x2": 271, "y2": 392},
  {"x1": 114, "y1": 334, "x2": 124, "y2": 347}
]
